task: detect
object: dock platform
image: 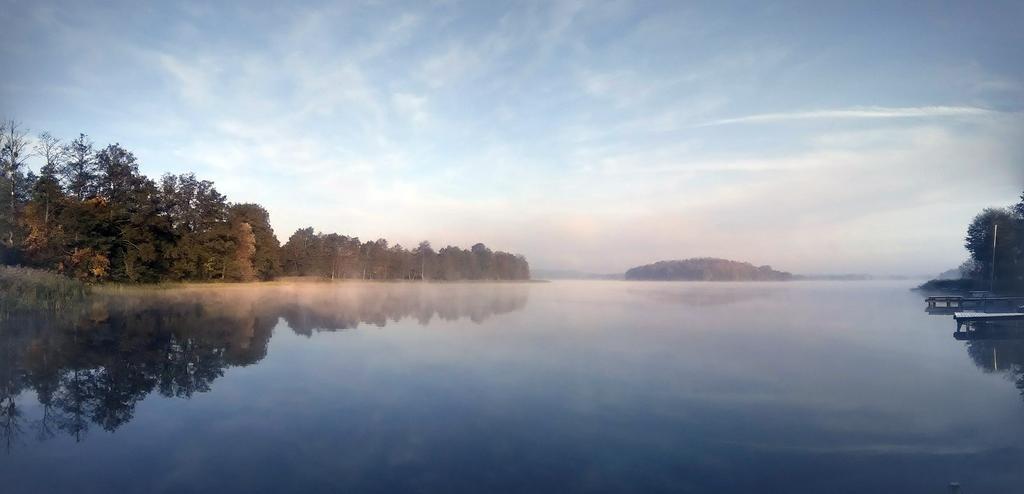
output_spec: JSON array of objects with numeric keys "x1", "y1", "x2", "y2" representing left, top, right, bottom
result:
[
  {"x1": 926, "y1": 296, "x2": 963, "y2": 309},
  {"x1": 954, "y1": 311, "x2": 1024, "y2": 331},
  {"x1": 927, "y1": 296, "x2": 1024, "y2": 311}
]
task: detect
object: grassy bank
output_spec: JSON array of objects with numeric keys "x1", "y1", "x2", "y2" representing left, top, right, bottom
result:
[
  {"x1": 0, "y1": 269, "x2": 545, "y2": 316},
  {"x1": 0, "y1": 266, "x2": 91, "y2": 315}
]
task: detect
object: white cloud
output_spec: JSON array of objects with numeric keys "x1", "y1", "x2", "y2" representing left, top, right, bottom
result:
[
  {"x1": 418, "y1": 43, "x2": 482, "y2": 88},
  {"x1": 157, "y1": 54, "x2": 216, "y2": 105},
  {"x1": 391, "y1": 92, "x2": 430, "y2": 126},
  {"x1": 698, "y1": 106, "x2": 998, "y2": 127}
]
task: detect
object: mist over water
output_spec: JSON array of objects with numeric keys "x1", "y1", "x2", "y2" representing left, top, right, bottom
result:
[{"x1": 2, "y1": 281, "x2": 1024, "y2": 493}]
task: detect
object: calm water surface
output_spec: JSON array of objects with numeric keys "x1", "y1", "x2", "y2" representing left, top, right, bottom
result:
[{"x1": 2, "y1": 281, "x2": 1023, "y2": 493}]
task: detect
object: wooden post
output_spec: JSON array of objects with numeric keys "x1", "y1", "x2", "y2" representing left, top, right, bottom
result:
[{"x1": 991, "y1": 224, "x2": 998, "y2": 292}]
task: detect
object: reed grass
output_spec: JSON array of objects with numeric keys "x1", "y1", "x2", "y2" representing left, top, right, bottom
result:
[{"x1": 0, "y1": 266, "x2": 91, "y2": 315}]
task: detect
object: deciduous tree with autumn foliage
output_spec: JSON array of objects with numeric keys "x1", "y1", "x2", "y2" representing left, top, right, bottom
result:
[{"x1": 0, "y1": 119, "x2": 528, "y2": 283}]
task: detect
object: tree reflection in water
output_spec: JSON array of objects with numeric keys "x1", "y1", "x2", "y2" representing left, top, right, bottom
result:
[
  {"x1": 962, "y1": 327, "x2": 1024, "y2": 399},
  {"x1": 0, "y1": 282, "x2": 528, "y2": 450}
]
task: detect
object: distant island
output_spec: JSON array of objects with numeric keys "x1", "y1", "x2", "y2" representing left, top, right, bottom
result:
[{"x1": 624, "y1": 258, "x2": 793, "y2": 281}]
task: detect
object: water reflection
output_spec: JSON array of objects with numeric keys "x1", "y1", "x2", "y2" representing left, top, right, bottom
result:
[
  {"x1": 960, "y1": 330, "x2": 1024, "y2": 402},
  {"x1": 5, "y1": 281, "x2": 1024, "y2": 492},
  {"x1": 627, "y1": 283, "x2": 776, "y2": 307},
  {"x1": 0, "y1": 283, "x2": 528, "y2": 450},
  {"x1": 953, "y1": 306, "x2": 1024, "y2": 408}
]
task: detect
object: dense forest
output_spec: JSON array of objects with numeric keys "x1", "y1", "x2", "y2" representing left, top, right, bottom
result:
[
  {"x1": 625, "y1": 258, "x2": 793, "y2": 281},
  {"x1": 0, "y1": 119, "x2": 529, "y2": 282}
]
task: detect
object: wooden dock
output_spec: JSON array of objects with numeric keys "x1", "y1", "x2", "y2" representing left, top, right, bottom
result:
[
  {"x1": 926, "y1": 296, "x2": 963, "y2": 309},
  {"x1": 954, "y1": 327, "x2": 1024, "y2": 341},
  {"x1": 954, "y1": 311, "x2": 1024, "y2": 331},
  {"x1": 927, "y1": 295, "x2": 1024, "y2": 310}
]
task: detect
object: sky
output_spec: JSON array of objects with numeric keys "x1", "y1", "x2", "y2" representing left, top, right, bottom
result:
[{"x1": 1, "y1": 0, "x2": 1022, "y2": 275}]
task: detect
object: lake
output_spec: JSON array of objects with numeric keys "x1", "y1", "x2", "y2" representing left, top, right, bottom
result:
[{"x1": 2, "y1": 280, "x2": 1023, "y2": 493}]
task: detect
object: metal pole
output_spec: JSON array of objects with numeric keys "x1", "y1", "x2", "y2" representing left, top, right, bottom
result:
[{"x1": 990, "y1": 224, "x2": 998, "y2": 292}]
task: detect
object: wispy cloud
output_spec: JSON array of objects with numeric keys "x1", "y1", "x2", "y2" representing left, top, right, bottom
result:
[
  {"x1": 3, "y1": 1, "x2": 1022, "y2": 275},
  {"x1": 697, "y1": 106, "x2": 998, "y2": 127}
]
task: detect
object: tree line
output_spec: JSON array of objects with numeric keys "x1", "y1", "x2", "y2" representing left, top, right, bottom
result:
[
  {"x1": 0, "y1": 119, "x2": 529, "y2": 282},
  {"x1": 958, "y1": 190, "x2": 1024, "y2": 292},
  {"x1": 280, "y1": 229, "x2": 530, "y2": 280}
]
